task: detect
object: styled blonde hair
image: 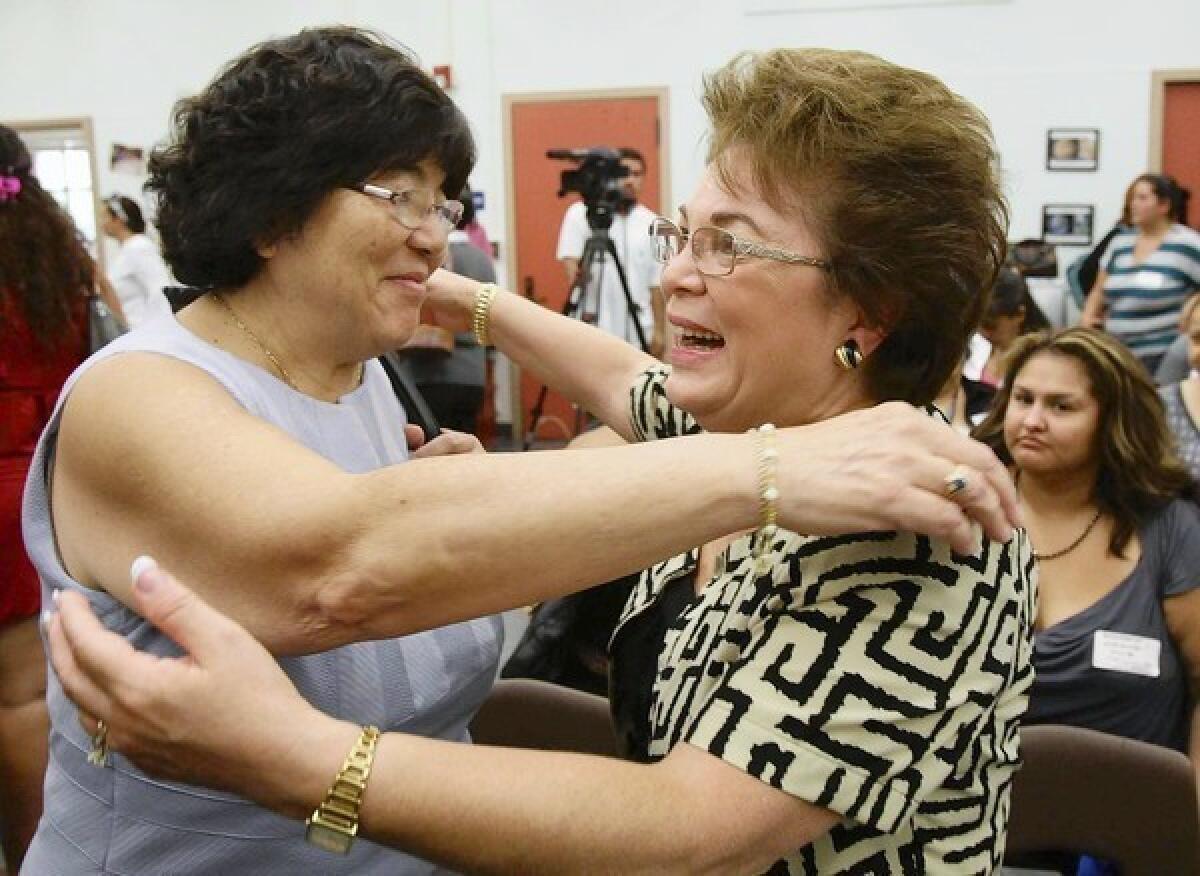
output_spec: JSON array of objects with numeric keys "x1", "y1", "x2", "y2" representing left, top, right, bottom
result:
[{"x1": 702, "y1": 48, "x2": 1008, "y2": 405}]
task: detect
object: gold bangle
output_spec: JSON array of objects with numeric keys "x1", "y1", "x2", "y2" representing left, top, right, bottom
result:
[
  {"x1": 305, "y1": 725, "x2": 380, "y2": 855},
  {"x1": 752, "y1": 423, "x2": 779, "y2": 574},
  {"x1": 472, "y1": 283, "x2": 500, "y2": 346}
]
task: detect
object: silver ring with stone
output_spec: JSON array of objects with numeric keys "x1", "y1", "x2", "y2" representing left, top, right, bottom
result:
[{"x1": 943, "y1": 468, "x2": 970, "y2": 498}]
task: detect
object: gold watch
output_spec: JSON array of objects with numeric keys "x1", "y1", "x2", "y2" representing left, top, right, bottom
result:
[{"x1": 305, "y1": 725, "x2": 381, "y2": 854}]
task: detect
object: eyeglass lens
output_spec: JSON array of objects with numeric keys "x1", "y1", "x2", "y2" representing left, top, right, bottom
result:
[
  {"x1": 392, "y1": 190, "x2": 462, "y2": 231},
  {"x1": 652, "y1": 221, "x2": 733, "y2": 275}
]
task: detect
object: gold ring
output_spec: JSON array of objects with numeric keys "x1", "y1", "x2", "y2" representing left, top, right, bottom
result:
[
  {"x1": 88, "y1": 719, "x2": 110, "y2": 767},
  {"x1": 943, "y1": 468, "x2": 970, "y2": 498}
]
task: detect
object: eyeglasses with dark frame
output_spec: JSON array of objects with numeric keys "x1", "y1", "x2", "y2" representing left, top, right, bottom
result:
[
  {"x1": 349, "y1": 183, "x2": 464, "y2": 233},
  {"x1": 649, "y1": 217, "x2": 831, "y2": 277}
]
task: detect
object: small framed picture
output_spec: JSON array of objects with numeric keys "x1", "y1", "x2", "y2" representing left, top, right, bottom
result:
[
  {"x1": 1046, "y1": 128, "x2": 1099, "y2": 171},
  {"x1": 1042, "y1": 204, "x2": 1094, "y2": 246}
]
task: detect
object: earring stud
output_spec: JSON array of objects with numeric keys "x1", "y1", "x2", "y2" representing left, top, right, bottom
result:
[{"x1": 834, "y1": 340, "x2": 863, "y2": 370}]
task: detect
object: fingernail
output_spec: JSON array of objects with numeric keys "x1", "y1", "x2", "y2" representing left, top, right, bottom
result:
[
  {"x1": 51, "y1": 589, "x2": 62, "y2": 606},
  {"x1": 40, "y1": 608, "x2": 55, "y2": 629},
  {"x1": 131, "y1": 555, "x2": 159, "y2": 592}
]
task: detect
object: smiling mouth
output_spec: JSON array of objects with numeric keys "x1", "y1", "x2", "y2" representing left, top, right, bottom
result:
[{"x1": 675, "y1": 326, "x2": 726, "y2": 350}]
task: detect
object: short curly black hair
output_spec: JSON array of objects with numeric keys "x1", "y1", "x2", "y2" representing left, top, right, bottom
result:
[{"x1": 147, "y1": 26, "x2": 475, "y2": 288}]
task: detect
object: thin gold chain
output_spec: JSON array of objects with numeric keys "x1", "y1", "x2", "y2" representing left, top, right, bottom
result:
[{"x1": 212, "y1": 293, "x2": 298, "y2": 390}]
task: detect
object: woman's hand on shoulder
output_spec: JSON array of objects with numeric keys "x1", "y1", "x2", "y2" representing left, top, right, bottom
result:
[
  {"x1": 775, "y1": 402, "x2": 1019, "y2": 554},
  {"x1": 46, "y1": 558, "x2": 344, "y2": 816}
]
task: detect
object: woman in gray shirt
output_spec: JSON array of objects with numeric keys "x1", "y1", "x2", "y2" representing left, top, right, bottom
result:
[{"x1": 976, "y1": 327, "x2": 1200, "y2": 754}]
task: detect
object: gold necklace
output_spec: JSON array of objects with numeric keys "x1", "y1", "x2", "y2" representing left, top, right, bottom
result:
[{"x1": 212, "y1": 293, "x2": 298, "y2": 390}]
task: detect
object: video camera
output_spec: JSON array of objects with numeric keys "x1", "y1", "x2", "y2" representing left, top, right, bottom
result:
[{"x1": 546, "y1": 147, "x2": 633, "y2": 218}]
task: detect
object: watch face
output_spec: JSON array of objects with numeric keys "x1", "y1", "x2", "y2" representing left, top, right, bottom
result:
[{"x1": 306, "y1": 821, "x2": 354, "y2": 855}]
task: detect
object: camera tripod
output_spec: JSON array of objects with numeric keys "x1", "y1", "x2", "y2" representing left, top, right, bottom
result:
[{"x1": 523, "y1": 204, "x2": 648, "y2": 450}]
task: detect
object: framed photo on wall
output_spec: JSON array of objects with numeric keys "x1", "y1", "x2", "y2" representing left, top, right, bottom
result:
[
  {"x1": 1042, "y1": 204, "x2": 1094, "y2": 245},
  {"x1": 1046, "y1": 128, "x2": 1100, "y2": 171}
]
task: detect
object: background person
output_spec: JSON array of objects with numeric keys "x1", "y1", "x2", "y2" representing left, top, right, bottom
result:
[
  {"x1": 45, "y1": 47, "x2": 1030, "y2": 874},
  {"x1": 975, "y1": 326, "x2": 1200, "y2": 876},
  {"x1": 974, "y1": 327, "x2": 1199, "y2": 757},
  {"x1": 0, "y1": 123, "x2": 110, "y2": 874},
  {"x1": 1081, "y1": 173, "x2": 1200, "y2": 373},
  {"x1": 398, "y1": 184, "x2": 497, "y2": 435},
  {"x1": 100, "y1": 194, "x2": 173, "y2": 328},
  {"x1": 556, "y1": 147, "x2": 664, "y2": 354},
  {"x1": 973, "y1": 265, "x2": 1051, "y2": 388},
  {"x1": 457, "y1": 182, "x2": 492, "y2": 257},
  {"x1": 1160, "y1": 294, "x2": 1200, "y2": 478}
]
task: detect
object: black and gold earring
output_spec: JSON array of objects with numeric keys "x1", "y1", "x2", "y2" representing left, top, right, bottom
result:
[{"x1": 834, "y1": 339, "x2": 863, "y2": 371}]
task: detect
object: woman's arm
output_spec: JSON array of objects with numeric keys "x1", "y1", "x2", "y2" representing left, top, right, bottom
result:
[
  {"x1": 1164, "y1": 588, "x2": 1200, "y2": 786},
  {"x1": 426, "y1": 269, "x2": 655, "y2": 437},
  {"x1": 93, "y1": 263, "x2": 127, "y2": 324},
  {"x1": 52, "y1": 353, "x2": 1016, "y2": 655},
  {"x1": 48, "y1": 564, "x2": 840, "y2": 875},
  {"x1": 1080, "y1": 269, "x2": 1108, "y2": 329}
]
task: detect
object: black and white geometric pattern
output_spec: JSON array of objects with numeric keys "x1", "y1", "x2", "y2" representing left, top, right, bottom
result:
[{"x1": 619, "y1": 366, "x2": 1037, "y2": 874}]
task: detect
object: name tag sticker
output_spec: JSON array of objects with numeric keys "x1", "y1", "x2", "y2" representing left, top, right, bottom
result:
[{"x1": 1092, "y1": 630, "x2": 1161, "y2": 678}]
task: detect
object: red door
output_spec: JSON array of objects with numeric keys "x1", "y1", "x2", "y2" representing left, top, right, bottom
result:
[
  {"x1": 1163, "y1": 81, "x2": 1200, "y2": 231},
  {"x1": 507, "y1": 93, "x2": 664, "y2": 443}
]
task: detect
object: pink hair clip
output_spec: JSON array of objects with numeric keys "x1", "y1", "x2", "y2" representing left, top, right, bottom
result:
[{"x1": 0, "y1": 174, "x2": 23, "y2": 203}]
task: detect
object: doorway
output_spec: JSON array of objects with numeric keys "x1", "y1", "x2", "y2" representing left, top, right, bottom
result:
[
  {"x1": 503, "y1": 89, "x2": 669, "y2": 444},
  {"x1": 1151, "y1": 70, "x2": 1200, "y2": 230}
]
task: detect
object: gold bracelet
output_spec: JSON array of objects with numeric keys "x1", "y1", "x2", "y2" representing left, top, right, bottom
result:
[
  {"x1": 305, "y1": 725, "x2": 381, "y2": 855},
  {"x1": 472, "y1": 283, "x2": 500, "y2": 346},
  {"x1": 753, "y1": 423, "x2": 779, "y2": 574}
]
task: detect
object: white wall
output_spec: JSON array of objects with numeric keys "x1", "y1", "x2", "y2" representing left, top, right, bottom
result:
[{"x1": 4, "y1": 0, "x2": 1199, "y2": 276}]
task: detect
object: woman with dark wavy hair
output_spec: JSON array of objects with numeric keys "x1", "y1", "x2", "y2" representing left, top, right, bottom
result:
[
  {"x1": 0, "y1": 123, "x2": 123, "y2": 872},
  {"x1": 974, "y1": 328, "x2": 1200, "y2": 760}
]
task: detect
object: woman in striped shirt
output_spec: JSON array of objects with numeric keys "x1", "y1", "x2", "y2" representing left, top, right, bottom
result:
[{"x1": 1082, "y1": 173, "x2": 1200, "y2": 374}]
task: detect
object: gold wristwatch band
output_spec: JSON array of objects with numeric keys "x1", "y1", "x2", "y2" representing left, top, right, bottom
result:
[{"x1": 305, "y1": 724, "x2": 381, "y2": 854}]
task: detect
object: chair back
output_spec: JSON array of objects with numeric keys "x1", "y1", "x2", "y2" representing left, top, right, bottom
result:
[{"x1": 1006, "y1": 724, "x2": 1200, "y2": 876}]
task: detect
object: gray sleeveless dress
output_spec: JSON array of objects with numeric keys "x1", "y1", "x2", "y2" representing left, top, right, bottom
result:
[{"x1": 21, "y1": 315, "x2": 503, "y2": 874}]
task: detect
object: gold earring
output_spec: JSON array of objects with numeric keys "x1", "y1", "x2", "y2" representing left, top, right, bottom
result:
[{"x1": 834, "y1": 340, "x2": 863, "y2": 370}]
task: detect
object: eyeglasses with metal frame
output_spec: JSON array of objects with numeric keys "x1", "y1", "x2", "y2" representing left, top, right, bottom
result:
[
  {"x1": 649, "y1": 217, "x2": 831, "y2": 277},
  {"x1": 350, "y1": 183, "x2": 464, "y2": 233}
]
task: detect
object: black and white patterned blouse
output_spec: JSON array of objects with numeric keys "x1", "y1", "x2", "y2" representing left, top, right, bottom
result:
[{"x1": 609, "y1": 365, "x2": 1037, "y2": 874}]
